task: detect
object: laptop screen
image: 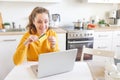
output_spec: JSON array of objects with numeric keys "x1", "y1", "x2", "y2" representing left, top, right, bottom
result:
[{"x1": 31, "y1": 49, "x2": 78, "y2": 78}]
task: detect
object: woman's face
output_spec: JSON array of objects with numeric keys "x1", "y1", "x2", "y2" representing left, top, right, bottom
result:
[{"x1": 33, "y1": 13, "x2": 49, "y2": 35}]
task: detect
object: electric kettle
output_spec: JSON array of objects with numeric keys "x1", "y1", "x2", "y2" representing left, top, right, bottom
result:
[{"x1": 51, "y1": 14, "x2": 60, "y2": 27}]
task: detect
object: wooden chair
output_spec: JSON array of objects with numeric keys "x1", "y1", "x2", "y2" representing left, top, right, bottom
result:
[
  {"x1": 81, "y1": 45, "x2": 114, "y2": 61},
  {"x1": 81, "y1": 45, "x2": 115, "y2": 80}
]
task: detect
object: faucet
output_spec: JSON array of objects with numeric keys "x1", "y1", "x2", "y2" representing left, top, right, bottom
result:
[{"x1": 12, "y1": 22, "x2": 15, "y2": 29}]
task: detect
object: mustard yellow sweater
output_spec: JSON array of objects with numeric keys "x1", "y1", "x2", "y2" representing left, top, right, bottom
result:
[{"x1": 13, "y1": 29, "x2": 59, "y2": 65}]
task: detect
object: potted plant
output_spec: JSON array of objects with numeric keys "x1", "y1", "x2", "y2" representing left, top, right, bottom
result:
[{"x1": 98, "y1": 19, "x2": 106, "y2": 27}]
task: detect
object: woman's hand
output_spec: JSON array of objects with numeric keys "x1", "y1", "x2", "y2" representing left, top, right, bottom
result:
[
  {"x1": 48, "y1": 36, "x2": 56, "y2": 48},
  {"x1": 24, "y1": 35, "x2": 38, "y2": 46}
]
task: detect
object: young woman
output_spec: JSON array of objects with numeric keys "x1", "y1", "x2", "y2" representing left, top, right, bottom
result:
[{"x1": 13, "y1": 7, "x2": 59, "y2": 65}]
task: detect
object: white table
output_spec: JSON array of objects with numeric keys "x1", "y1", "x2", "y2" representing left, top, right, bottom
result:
[{"x1": 4, "y1": 62, "x2": 93, "y2": 80}]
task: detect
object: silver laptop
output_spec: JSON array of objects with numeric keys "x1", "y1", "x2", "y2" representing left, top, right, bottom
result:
[{"x1": 31, "y1": 49, "x2": 78, "y2": 78}]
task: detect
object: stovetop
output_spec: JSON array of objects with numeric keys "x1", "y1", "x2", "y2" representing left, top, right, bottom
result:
[
  {"x1": 61, "y1": 26, "x2": 94, "y2": 39},
  {"x1": 61, "y1": 26, "x2": 92, "y2": 32}
]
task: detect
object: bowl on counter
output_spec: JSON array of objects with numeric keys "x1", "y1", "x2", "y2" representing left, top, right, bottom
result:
[{"x1": 0, "y1": 29, "x2": 6, "y2": 32}]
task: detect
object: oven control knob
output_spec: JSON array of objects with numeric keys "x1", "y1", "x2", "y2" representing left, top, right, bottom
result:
[
  {"x1": 90, "y1": 33, "x2": 93, "y2": 36},
  {"x1": 89, "y1": 33, "x2": 91, "y2": 36},
  {"x1": 86, "y1": 33, "x2": 88, "y2": 35},
  {"x1": 69, "y1": 34, "x2": 71, "y2": 38},
  {"x1": 76, "y1": 34, "x2": 78, "y2": 37},
  {"x1": 87, "y1": 33, "x2": 89, "y2": 36},
  {"x1": 73, "y1": 34, "x2": 74, "y2": 37},
  {"x1": 81, "y1": 34, "x2": 82, "y2": 36}
]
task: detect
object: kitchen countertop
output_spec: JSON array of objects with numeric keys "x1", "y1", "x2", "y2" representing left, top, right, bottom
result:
[
  {"x1": 93, "y1": 26, "x2": 120, "y2": 31},
  {"x1": 1, "y1": 26, "x2": 120, "y2": 35},
  {"x1": 0, "y1": 27, "x2": 67, "y2": 35},
  {"x1": 58, "y1": 26, "x2": 120, "y2": 32}
]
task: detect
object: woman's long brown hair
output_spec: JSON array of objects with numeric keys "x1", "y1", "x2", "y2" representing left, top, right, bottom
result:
[{"x1": 26, "y1": 7, "x2": 50, "y2": 34}]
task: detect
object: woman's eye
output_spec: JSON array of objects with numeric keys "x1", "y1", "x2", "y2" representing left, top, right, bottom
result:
[
  {"x1": 36, "y1": 20, "x2": 48, "y2": 24},
  {"x1": 37, "y1": 21, "x2": 42, "y2": 23},
  {"x1": 45, "y1": 21, "x2": 48, "y2": 24}
]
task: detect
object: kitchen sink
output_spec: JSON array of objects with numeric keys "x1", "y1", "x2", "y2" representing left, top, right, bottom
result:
[
  {"x1": 0, "y1": 29, "x2": 6, "y2": 32},
  {"x1": 0, "y1": 28, "x2": 26, "y2": 32}
]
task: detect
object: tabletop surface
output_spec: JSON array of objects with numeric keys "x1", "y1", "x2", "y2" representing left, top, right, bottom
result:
[
  {"x1": 87, "y1": 61, "x2": 105, "y2": 80},
  {"x1": 4, "y1": 61, "x2": 93, "y2": 80}
]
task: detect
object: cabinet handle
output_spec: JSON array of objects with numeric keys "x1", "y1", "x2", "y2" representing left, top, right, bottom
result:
[
  {"x1": 116, "y1": 45, "x2": 120, "y2": 47},
  {"x1": 98, "y1": 46, "x2": 107, "y2": 49},
  {"x1": 68, "y1": 40, "x2": 93, "y2": 44},
  {"x1": 117, "y1": 34, "x2": 120, "y2": 37},
  {"x1": 2, "y1": 39, "x2": 16, "y2": 42},
  {"x1": 98, "y1": 35, "x2": 108, "y2": 37}
]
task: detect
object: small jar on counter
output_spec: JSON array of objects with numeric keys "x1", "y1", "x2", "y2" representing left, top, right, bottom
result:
[{"x1": 3, "y1": 22, "x2": 11, "y2": 29}]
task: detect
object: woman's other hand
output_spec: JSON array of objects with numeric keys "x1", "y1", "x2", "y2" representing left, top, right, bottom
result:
[
  {"x1": 48, "y1": 36, "x2": 56, "y2": 48},
  {"x1": 24, "y1": 35, "x2": 38, "y2": 46}
]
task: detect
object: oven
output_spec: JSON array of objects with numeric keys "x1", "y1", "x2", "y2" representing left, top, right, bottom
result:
[{"x1": 66, "y1": 30, "x2": 94, "y2": 61}]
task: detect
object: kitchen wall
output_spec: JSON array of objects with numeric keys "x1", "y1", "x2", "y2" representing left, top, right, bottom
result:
[{"x1": 0, "y1": 0, "x2": 119, "y2": 28}]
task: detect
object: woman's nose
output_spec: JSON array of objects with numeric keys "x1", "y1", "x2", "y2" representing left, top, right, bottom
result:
[{"x1": 41, "y1": 22, "x2": 46, "y2": 27}]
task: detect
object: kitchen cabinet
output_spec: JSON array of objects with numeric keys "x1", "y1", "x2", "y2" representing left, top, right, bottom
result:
[
  {"x1": 93, "y1": 31, "x2": 113, "y2": 61},
  {"x1": 94, "y1": 29, "x2": 120, "y2": 59},
  {"x1": 0, "y1": 35, "x2": 22, "y2": 80},
  {"x1": 0, "y1": 0, "x2": 61, "y2": 3},
  {"x1": 112, "y1": 31, "x2": 120, "y2": 58},
  {"x1": 88, "y1": 0, "x2": 120, "y2": 3},
  {"x1": 93, "y1": 31, "x2": 113, "y2": 50},
  {"x1": 57, "y1": 33, "x2": 66, "y2": 51}
]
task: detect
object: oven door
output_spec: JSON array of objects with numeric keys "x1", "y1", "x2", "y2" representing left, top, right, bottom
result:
[{"x1": 67, "y1": 40, "x2": 93, "y2": 61}]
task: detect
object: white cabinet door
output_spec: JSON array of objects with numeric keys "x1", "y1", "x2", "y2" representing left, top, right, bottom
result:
[
  {"x1": 94, "y1": 30, "x2": 120, "y2": 59},
  {"x1": 94, "y1": 40, "x2": 112, "y2": 50},
  {"x1": 94, "y1": 31, "x2": 113, "y2": 50},
  {"x1": 112, "y1": 31, "x2": 120, "y2": 58},
  {"x1": 0, "y1": 35, "x2": 22, "y2": 80},
  {"x1": 57, "y1": 33, "x2": 66, "y2": 51},
  {"x1": 93, "y1": 31, "x2": 113, "y2": 61}
]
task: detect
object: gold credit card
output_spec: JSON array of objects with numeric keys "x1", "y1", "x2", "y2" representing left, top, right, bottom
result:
[{"x1": 38, "y1": 33, "x2": 47, "y2": 42}]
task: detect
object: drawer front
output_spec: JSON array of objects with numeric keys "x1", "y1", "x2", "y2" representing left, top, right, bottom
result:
[
  {"x1": 0, "y1": 35, "x2": 22, "y2": 42},
  {"x1": 94, "y1": 40, "x2": 112, "y2": 50},
  {"x1": 94, "y1": 31, "x2": 113, "y2": 40}
]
